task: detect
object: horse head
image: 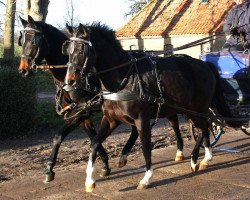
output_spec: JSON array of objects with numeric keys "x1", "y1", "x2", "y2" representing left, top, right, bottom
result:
[
  {"x1": 18, "y1": 15, "x2": 49, "y2": 76},
  {"x1": 64, "y1": 23, "x2": 95, "y2": 87}
]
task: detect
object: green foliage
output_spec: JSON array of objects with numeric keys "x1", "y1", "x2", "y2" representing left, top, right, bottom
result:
[
  {"x1": 0, "y1": 67, "x2": 37, "y2": 139},
  {"x1": 34, "y1": 71, "x2": 56, "y2": 93},
  {"x1": 35, "y1": 101, "x2": 64, "y2": 128},
  {"x1": 0, "y1": 43, "x2": 21, "y2": 68}
]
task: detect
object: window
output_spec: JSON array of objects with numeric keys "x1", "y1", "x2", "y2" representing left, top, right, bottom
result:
[
  {"x1": 201, "y1": 0, "x2": 209, "y2": 4},
  {"x1": 129, "y1": 45, "x2": 137, "y2": 50}
]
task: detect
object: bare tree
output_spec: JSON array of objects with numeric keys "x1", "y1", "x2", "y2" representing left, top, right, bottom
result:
[
  {"x1": 3, "y1": 0, "x2": 16, "y2": 60},
  {"x1": 125, "y1": 0, "x2": 150, "y2": 18},
  {"x1": 63, "y1": 0, "x2": 80, "y2": 27},
  {"x1": 0, "y1": 1, "x2": 6, "y2": 6},
  {"x1": 23, "y1": 0, "x2": 50, "y2": 22}
]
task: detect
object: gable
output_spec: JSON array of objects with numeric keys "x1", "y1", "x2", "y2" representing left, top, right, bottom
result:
[{"x1": 116, "y1": 0, "x2": 234, "y2": 37}]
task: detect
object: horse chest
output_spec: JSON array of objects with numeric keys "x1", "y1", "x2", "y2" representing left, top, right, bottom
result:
[{"x1": 102, "y1": 101, "x2": 138, "y2": 125}]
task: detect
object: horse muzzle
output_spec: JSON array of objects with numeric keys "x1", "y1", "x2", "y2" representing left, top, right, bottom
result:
[{"x1": 19, "y1": 57, "x2": 33, "y2": 77}]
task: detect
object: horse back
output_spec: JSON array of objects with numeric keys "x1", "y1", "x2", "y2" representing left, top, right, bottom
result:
[{"x1": 154, "y1": 55, "x2": 216, "y2": 111}]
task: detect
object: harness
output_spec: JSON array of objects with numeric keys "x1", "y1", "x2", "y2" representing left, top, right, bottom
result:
[
  {"x1": 62, "y1": 34, "x2": 222, "y2": 124},
  {"x1": 19, "y1": 26, "x2": 49, "y2": 68}
]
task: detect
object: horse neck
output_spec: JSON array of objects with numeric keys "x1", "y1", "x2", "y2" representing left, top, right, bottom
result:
[
  {"x1": 43, "y1": 31, "x2": 68, "y2": 83},
  {"x1": 95, "y1": 47, "x2": 131, "y2": 92}
]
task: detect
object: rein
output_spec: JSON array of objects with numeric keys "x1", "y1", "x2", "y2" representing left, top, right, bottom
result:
[
  {"x1": 91, "y1": 33, "x2": 224, "y2": 76},
  {"x1": 33, "y1": 33, "x2": 222, "y2": 72},
  {"x1": 32, "y1": 64, "x2": 67, "y2": 70}
]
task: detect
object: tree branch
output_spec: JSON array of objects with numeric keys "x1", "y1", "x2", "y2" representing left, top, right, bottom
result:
[{"x1": 0, "y1": 1, "x2": 6, "y2": 6}]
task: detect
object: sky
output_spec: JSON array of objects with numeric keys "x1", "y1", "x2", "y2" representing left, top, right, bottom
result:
[
  {"x1": 0, "y1": 0, "x2": 132, "y2": 37},
  {"x1": 46, "y1": 0, "x2": 131, "y2": 30}
]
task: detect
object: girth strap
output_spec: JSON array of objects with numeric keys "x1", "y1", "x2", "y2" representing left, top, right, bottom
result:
[{"x1": 102, "y1": 91, "x2": 140, "y2": 101}]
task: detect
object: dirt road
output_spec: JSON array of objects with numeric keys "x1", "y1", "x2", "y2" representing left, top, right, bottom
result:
[{"x1": 0, "y1": 120, "x2": 249, "y2": 199}]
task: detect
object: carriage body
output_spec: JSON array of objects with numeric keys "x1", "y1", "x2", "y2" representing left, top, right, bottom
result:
[
  {"x1": 201, "y1": 51, "x2": 250, "y2": 104},
  {"x1": 199, "y1": 51, "x2": 250, "y2": 141}
]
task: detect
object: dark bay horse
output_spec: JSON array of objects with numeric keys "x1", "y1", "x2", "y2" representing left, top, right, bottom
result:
[
  {"x1": 18, "y1": 16, "x2": 190, "y2": 180},
  {"x1": 64, "y1": 23, "x2": 235, "y2": 191},
  {"x1": 18, "y1": 16, "x2": 144, "y2": 182}
]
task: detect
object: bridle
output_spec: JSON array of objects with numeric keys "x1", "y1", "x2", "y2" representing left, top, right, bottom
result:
[
  {"x1": 19, "y1": 26, "x2": 49, "y2": 68},
  {"x1": 63, "y1": 36, "x2": 96, "y2": 88}
]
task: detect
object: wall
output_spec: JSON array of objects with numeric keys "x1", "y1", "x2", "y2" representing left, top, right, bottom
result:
[{"x1": 118, "y1": 35, "x2": 227, "y2": 58}]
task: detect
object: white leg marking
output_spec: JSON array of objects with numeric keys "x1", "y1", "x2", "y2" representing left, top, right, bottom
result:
[
  {"x1": 176, "y1": 150, "x2": 183, "y2": 157},
  {"x1": 85, "y1": 160, "x2": 95, "y2": 186},
  {"x1": 139, "y1": 168, "x2": 153, "y2": 186},
  {"x1": 191, "y1": 158, "x2": 198, "y2": 169},
  {"x1": 204, "y1": 147, "x2": 212, "y2": 163}
]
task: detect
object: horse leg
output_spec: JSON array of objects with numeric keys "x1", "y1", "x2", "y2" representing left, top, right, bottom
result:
[
  {"x1": 118, "y1": 125, "x2": 138, "y2": 168},
  {"x1": 45, "y1": 122, "x2": 77, "y2": 182},
  {"x1": 198, "y1": 130, "x2": 212, "y2": 170},
  {"x1": 168, "y1": 114, "x2": 184, "y2": 161},
  {"x1": 79, "y1": 118, "x2": 111, "y2": 177},
  {"x1": 190, "y1": 118, "x2": 211, "y2": 172},
  {"x1": 135, "y1": 118, "x2": 153, "y2": 190},
  {"x1": 85, "y1": 116, "x2": 119, "y2": 192}
]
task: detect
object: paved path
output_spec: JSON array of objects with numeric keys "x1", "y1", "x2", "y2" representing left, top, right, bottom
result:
[{"x1": 0, "y1": 131, "x2": 249, "y2": 200}]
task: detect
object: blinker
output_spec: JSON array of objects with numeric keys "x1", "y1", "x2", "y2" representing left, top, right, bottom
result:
[{"x1": 62, "y1": 41, "x2": 74, "y2": 55}]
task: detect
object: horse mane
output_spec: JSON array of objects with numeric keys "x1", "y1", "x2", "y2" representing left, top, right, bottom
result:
[
  {"x1": 88, "y1": 22, "x2": 123, "y2": 50},
  {"x1": 36, "y1": 21, "x2": 68, "y2": 44}
]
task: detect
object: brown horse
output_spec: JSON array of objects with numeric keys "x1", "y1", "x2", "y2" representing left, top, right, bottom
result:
[
  {"x1": 18, "y1": 16, "x2": 186, "y2": 184},
  {"x1": 18, "y1": 16, "x2": 141, "y2": 182},
  {"x1": 62, "y1": 23, "x2": 235, "y2": 191}
]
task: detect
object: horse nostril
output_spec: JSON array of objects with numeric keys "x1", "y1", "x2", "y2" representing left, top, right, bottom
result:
[
  {"x1": 20, "y1": 69, "x2": 27, "y2": 74},
  {"x1": 20, "y1": 69, "x2": 31, "y2": 77}
]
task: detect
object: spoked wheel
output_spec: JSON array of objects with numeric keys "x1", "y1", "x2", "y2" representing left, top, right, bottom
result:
[
  {"x1": 241, "y1": 121, "x2": 250, "y2": 136},
  {"x1": 190, "y1": 122, "x2": 223, "y2": 147},
  {"x1": 190, "y1": 107, "x2": 224, "y2": 147}
]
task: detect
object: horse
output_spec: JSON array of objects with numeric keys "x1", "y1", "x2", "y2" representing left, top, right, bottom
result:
[
  {"x1": 18, "y1": 15, "x2": 144, "y2": 183},
  {"x1": 18, "y1": 16, "x2": 190, "y2": 184},
  {"x1": 63, "y1": 23, "x2": 236, "y2": 192}
]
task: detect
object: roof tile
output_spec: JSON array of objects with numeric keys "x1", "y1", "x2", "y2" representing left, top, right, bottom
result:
[{"x1": 116, "y1": 0, "x2": 234, "y2": 37}]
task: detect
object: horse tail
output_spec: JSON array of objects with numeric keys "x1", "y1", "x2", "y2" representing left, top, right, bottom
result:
[{"x1": 207, "y1": 62, "x2": 241, "y2": 128}]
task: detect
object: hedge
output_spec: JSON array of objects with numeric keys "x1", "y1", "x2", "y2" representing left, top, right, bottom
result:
[{"x1": 0, "y1": 67, "x2": 37, "y2": 139}]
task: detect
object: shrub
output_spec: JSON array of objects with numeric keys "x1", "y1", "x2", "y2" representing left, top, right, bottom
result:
[
  {"x1": 0, "y1": 67, "x2": 37, "y2": 139},
  {"x1": 35, "y1": 101, "x2": 64, "y2": 129}
]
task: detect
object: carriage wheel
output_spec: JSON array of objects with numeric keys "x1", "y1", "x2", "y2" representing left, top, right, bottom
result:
[{"x1": 190, "y1": 122, "x2": 223, "y2": 147}]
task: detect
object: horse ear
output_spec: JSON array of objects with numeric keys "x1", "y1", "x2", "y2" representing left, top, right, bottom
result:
[
  {"x1": 20, "y1": 16, "x2": 28, "y2": 27},
  {"x1": 27, "y1": 15, "x2": 37, "y2": 27},
  {"x1": 66, "y1": 23, "x2": 74, "y2": 36},
  {"x1": 78, "y1": 23, "x2": 88, "y2": 38}
]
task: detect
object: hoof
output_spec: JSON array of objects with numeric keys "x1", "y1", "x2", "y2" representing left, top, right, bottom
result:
[
  {"x1": 44, "y1": 172, "x2": 55, "y2": 183},
  {"x1": 198, "y1": 161, "x2": 209, "y2": 171},
  {"x1": 99, "y1": 168, "x2": 111, "y2": 177},
  {"x1": 191, "y1": 165, "x2": 199, "y2": 172},
  {"x1": 137, "y1": 183, "x2": 149, "y2": 190},
  {"x1": 175, "y1": 155, "x2": 184, "y2": 161},
  {"x1": 118, "y1": 158, "x2": 127, "y2": 168},
  {"x1": 85, "y1": 183, "x2": 96, "y2": 193}
]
